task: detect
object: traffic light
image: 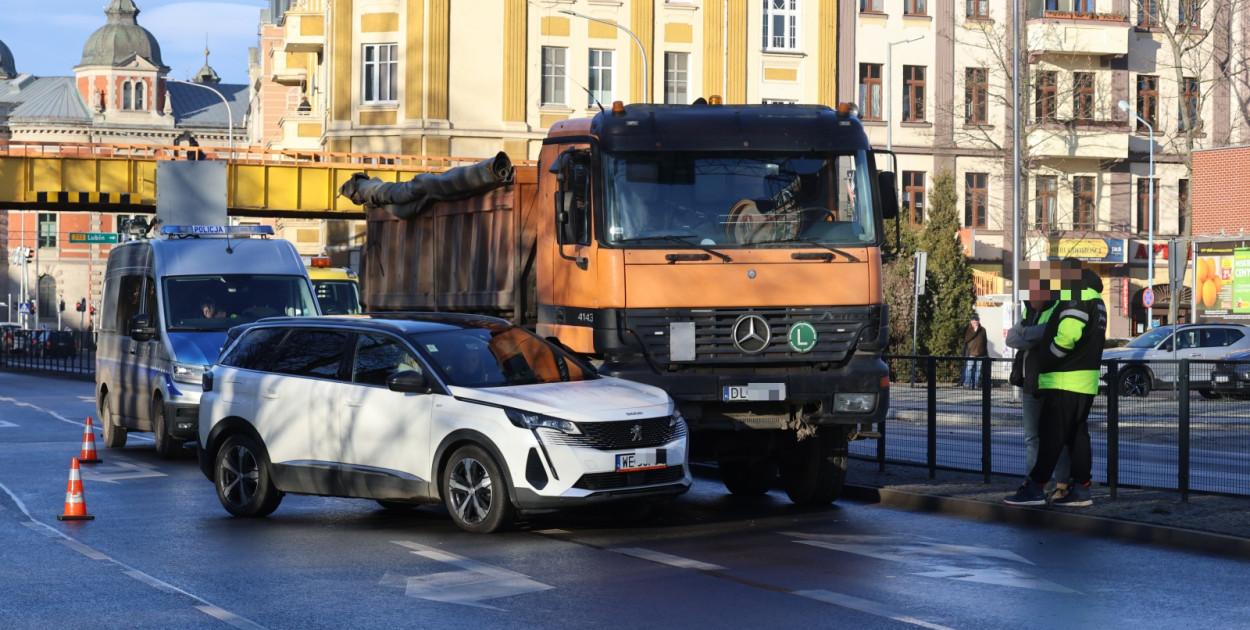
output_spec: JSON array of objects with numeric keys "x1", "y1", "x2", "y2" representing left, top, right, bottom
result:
[
  {"x1": 76, "y1": 298, "x2": 86, "y2": 313},
  {"x1": 59, "y1": 299, "x2": 66, "y2": 313},
  {"x1": 25, "y1": 250, "x2": 33, "y2": 263},
  {"x1": 89, "y1": 305, "x2": 96, "y2": 317}
]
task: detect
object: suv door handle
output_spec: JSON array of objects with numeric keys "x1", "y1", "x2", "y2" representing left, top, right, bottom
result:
[{"x1": 260, "y1": 388, "x2": 279, "y2": 399}]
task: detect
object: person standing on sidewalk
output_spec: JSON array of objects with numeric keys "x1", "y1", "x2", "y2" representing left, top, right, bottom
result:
[
  {"x1": 961, "y1": 314, "x2": 988, "y2": 389},
  {"x1": 1005, "y1": 260, "x2": 1106, "y2": 507},
  {"x1": 1006, "y1": 262, "x2": 1067, "y2": 498}
]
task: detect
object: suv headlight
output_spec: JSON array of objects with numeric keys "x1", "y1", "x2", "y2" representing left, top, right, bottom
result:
[
  {"x1": 172, "y1": 361, "x2": 207, "y2": 385},
  {"x1": 505, "y1": 409, "x2": 582, "y2": 435}
]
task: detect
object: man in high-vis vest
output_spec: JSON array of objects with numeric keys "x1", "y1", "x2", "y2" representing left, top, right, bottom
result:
[{"x1": 1005, "y1": 260, "x2": 1106, "y2": 507}]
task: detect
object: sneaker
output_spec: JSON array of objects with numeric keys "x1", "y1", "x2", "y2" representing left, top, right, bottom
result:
[
  {"x1": 1052, "y1": 482, "x2": 1092, "y2": 507},
  {"x1": 1004, "y1": 480, "x2": 1047, "y2": 506},
  {"x1": 1048, "y1": 481, "x2": 1070, "y2": 503}
]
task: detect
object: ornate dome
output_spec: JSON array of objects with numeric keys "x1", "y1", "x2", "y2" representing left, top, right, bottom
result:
[
  {"x1": 78, "y1": 0, "x2": 167, "y2": 70},
  {"x1": 0, "y1": 38, "x2": 15, "y2": 79}
]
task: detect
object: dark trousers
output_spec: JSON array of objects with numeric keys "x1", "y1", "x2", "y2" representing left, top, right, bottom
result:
[{"x1": 1028, "y1": 389, "x2": 1093, "y2": 486}]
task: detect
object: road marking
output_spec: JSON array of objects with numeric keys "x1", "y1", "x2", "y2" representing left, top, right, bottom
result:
[
  {"x1": 610, "y1": 547, "x2": 726, "y2": 571},
  {"x1": 387, "y1": 540, "x2": 553, "y2": 609},
  {"x1": 793, "y1": 590, "x2": 960, "y2": 630},
  {"x1": 0, "y1": 396, "x2": 88, "y2": 428},
  {"x1": 80, "y1": 456, "x2": 166, "y2": 484},
  {"x1": 195, "y1": 605, "x2": 270, "y2": 630},
  {"x1": 0, "y1": 420, "x2": 17, "y2": 428}
]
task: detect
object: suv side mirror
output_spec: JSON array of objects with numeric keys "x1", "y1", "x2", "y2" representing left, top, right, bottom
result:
[
  {"x1": 387, "y1": 370, "x2": 432, "y2": 394},
  {"x1": 130, "y1": 313, "x2": 156, "y2": 342}
]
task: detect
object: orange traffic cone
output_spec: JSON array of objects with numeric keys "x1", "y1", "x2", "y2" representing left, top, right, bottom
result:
[
  {"x1": 78, "y1": 417, "x2": 101, "y2": 464},
  {"x1": 57, "y1": 457, "x2": 95, "y2": 521}
]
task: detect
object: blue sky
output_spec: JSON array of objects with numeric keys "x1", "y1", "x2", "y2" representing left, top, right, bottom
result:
[{"x1": 2, "y1": 1, "x2": 269, "y2": 85}]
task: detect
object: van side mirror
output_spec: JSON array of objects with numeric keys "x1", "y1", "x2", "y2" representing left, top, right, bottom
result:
[
  {"x1": 130, "y1": 313, "x2": 156, "y2": 342},
  {"x1": 387, "y1": 370, "x2": 432, "y2": 394},
  {"x1": 878, "y1": 171, "x2": 899, "y2": 221}
]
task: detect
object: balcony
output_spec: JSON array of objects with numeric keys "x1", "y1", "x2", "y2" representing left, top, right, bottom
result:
[
  {"x1": 1027, "y1": 120, "x2": 1129, "y2": 160},
  {"x1": 1026, "y1": 10, "x2": 1129, "y2": 58},
  {"x1": 277, "y1": 108, "x2": 324, "y2": 151},
  {"x1": 283, "y1": 0, "x2": 325, "y2": 54}
]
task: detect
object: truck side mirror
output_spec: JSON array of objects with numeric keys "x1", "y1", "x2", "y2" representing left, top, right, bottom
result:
[
  {"x1": 129, "y1": 313, "x2": 156, "y2": 342},
  {"x1": 554, "y1": 150, "x2": 591, "y2": 246},
  {"x1": 878, "y1": 171, "x2": 899, "y2": 221}
]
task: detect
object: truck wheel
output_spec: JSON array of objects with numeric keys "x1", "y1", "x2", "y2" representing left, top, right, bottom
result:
[
  {"x1": 780, "y1": 427, "x2": 848, "y2": 505},
  {"x1": 152, "y1": 395, "x2": 184, "y2": 459},
  {"x1": 443, "y1": 445, "x2": 515, "y2": 533},
  {"x1": 99, "y1": 391, "x2": 127, "y2": 448},
  {"x1": 719, "y1": 459, "x2": 776, "y2": 496},
  {"x1": 215, "y1": 433, "x2": 282, "y2": 517}
]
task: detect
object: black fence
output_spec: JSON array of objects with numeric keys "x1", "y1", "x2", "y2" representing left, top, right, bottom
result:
[{"x1": 0, "y1": 330, "x2": 96, "y2": 380}]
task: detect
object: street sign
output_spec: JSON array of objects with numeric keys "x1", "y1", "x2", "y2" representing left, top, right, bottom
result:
[
  {"x1": 1143, "y1": 287, "x2": 1155, "y2": 308},
  {"x1": 69, "y1": 232, "x2": 119, "y2": 244}
]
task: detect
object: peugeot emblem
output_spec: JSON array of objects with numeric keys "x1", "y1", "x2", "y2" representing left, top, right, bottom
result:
[
  {"x1": 731, "y1": 314, "x2": 772, "y2": 355},
  {"x1": 630, "y1": 424, "x2": 643, "y2": 442}
]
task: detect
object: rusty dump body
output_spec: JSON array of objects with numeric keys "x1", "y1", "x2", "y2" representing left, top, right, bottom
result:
[{"x1": 351, "y1": 101, "x2": 894, "y2": 499}]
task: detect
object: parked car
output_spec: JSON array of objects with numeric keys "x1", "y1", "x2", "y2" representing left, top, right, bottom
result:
[
  {"x1": 1209, "y1": 349, "x2": 1250, "y2": 398},
  {"x1": 197, "y1": 313, "x2": 690, "y2": 533},
  {"x1": 1101, "y1": 323, "x2": 1250, "y2": 397},
  {"x1": 29, "y1": 330, "x2": 78, "y2": 358}
]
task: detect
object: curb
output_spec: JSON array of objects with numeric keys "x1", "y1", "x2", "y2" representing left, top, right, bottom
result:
[{"x1": 843, "y1": 483, "x2": 1250, "y2": 560}]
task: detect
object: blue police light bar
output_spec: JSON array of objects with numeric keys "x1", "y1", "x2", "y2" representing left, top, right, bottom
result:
[{"x1": 160, "y1": 225, "x2": 275, "y2": 236}]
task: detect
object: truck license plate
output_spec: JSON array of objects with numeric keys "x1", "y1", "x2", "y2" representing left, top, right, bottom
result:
[
  {"x1": 722, "y1": 383, "x2": 787, "y2": 402},
  {"x1": 616, "y1": 449, "x2": 665, "y2": 472}
]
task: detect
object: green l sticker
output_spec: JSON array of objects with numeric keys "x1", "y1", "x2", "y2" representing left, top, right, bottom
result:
[{"x1": 787, "y1": 322, "x2": 817, "y2": 353}]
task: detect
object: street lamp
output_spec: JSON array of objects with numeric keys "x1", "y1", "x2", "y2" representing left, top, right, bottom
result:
[
  {"x1": 559, "y1": 9, "x2": 649, "y2": 104},
  {"x1": 1118, "y1": 99, "x2": 1155, "y2": 329},
  {"x1": 167, "y1": 78, "x2": 234, "y2": 157},
  {"x1": 886, "y1": 35, "x2": 924, "y2": 153}
]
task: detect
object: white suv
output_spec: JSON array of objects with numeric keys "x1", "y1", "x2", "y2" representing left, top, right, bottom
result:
[
  {"x1": 197, "y1": 313, "x2": 689, "y2": 533},
  {"x1": 1101, "y1": 323, "x2": 1250, "y2": 397}
]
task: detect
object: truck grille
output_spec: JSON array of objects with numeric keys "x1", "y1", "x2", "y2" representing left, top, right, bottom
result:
[
  {"x1": 572, "y1": 466, "x2": 686, "y2": 490},
  {"x1": 538, "y1": 416, "x2": 686, "y2": 450},
  {"x1": 624, "y1": 306, "x2": 875, "y2": 364}
]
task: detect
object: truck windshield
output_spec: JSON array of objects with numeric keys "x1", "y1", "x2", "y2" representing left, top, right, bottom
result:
[
  {"x1": 313, "y1": 279, "x2": 362, "y2": 315},
  {"x1": 603, "y1": 151, "x2": 876, "y2": 248},
  {"x1": 164, "y1": 274, "x2": 318, "y2": 331}
]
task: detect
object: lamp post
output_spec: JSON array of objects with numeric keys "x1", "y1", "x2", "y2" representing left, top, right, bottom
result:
[
  {"x1": 1119, "y1": 99, "x2": 1154, "y2": 329},
  {"x1": 559, "y1": 9, "x2": 649, "y2": 104},
  {"x1": 167, "y1": 78, "x2": 234, "y2": 157},
  {"x1": 886, "y1": 35, "x2": 924, "y2": 153}
]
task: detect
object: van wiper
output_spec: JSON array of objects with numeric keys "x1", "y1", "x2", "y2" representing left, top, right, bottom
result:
[
  {"x1": 748, "y1": 236, "x2": 859, "y2": 262},
  {"x1": 616, "y1": 234, "x2": 732, "y2": 262}
]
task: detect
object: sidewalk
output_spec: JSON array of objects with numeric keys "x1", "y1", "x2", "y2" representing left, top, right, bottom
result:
[{"x1": 843, "y1": 457, "x2": 1250, "y2": 559}]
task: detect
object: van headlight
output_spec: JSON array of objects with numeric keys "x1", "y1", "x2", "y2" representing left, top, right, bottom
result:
[
  {"x1": 172, "y1": 361, "x2": 207, "y2": 385},
  {"x1": 505, "y1": 409, "x2": 581, "y2": 435}
]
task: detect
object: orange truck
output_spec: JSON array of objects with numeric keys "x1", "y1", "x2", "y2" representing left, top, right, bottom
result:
[{"x1": 341, "y1": 99, "x2": 897, "y2": 504}]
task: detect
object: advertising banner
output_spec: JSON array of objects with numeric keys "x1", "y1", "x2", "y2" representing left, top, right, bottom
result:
[{"x1": 1192, "y1": 239, "x2": 1250, "y2": 323}]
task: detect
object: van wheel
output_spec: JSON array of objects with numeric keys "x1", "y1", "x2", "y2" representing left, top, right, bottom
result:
[
  {"x1": 443, "y1": 445, "x2": 515, "y2": 533},
  {"x1": 215, "y1": 434, "x2": 282, "y2": 517},
  {"x1": 152, "y1": 395, "x2": 183, "y2": 458},
  {"x1": 99, "y1": 391, "x2": 127, "y2": 448}
]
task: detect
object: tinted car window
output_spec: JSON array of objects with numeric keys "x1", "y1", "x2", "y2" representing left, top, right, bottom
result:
[
  {"x1": 1227, "y1": 329, "x2": 1245, "y2": 345},
  {"x1": 352, "y1": 333, "x2": 423, "y2": 386},
  {"x1": 271, "y1": 329, "x2": 349, "y2": 379},
  {"x1": 1200, "y1": 329, "x2": 1226, "y2": 348},
  {"x1": 413, "y1": 325, "x2": 594, "y2": 387},
  {"x1": 221, "y1": 328, "x2": 287, "y2": 370}
]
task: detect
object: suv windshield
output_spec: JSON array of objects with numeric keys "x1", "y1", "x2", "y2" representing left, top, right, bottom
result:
[
  {"x1": 1124, "y1": 325, "x2": 1176, "y2": 349},
  {"x1": 412, "y1": 325, "x2": 597, "y2": 388},
  {"x1": 164, "y1": 274, "x2": 318, "y2": 331},
  {"x1": 602, "y1": 151, "x2": 876, "y2": 248}
]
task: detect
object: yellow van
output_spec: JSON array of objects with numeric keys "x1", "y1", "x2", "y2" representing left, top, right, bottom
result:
[{"x1": 306, "y1": 257, "x2": 362, "y2": 315}]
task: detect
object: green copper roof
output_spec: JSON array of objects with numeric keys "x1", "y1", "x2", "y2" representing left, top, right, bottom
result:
[
  {"x1": 78, "y1": 0, "x2": 167, "y2": 70},
  {"x1": 0, "y1": 38, "x2": 15, "y2": 79}
]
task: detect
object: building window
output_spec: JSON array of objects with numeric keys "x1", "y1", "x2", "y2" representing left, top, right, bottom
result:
[
  {"x1": 541, "y1": 46, "x2": 567, "y2": 106},
  {"x1": 1138, "y1": 0, "x2": 1158, "y2": 27},
  {"x1": 1178, "y1": 179, "x2": 1190, "y2": 235},
  {"x1": 1136, "y1": 178, "x2": 1159, "y2": 234},
  {"x1": 903, "y1": 171, "x2": 926, "y2": 224},
  {"x1": 859, "y1": 0, "x2": 884, "y2": 12},
  {"x1": 966, "y1": 0, "x2": 989, "y2": 19},
  {"x1": 905, "y1": 0, "x2": 927, "y2": 15},
  {"x1": 1034, "y1": 71, "x2": 1057, "y2": 122},
  {"x1": 664, "y1": 52, "x2": 688, "y2": 104},
  {"x1": 859, "y1": 63, "x2": 882, "y2": 120},
  {"x1": 1035, "y1": 176, "x2": 1057, "y2": 229},
  {"x1": 964, "y1": 172, "x2": 988, "y2": 229},
  {"x1": 1072, "y1": 176, "x2": 1096, "y2": 230},
  {"x1": 1179, "y1": 76, "x2": 1199, "y2": 131},
  {"x1": 362, "y1": 43, "x2": 398, "y2": 103},
  {"x1": 588, "y1": 49, "x2": 614, "y2": 107},
  {"x1": 763, "y1": 0, "x2": 799, "y2": 51},
  {"x1": 903, "y1": 65, "x2": 926, "y2": 122},
  {"x1": 38, "y1": 275, "x2": 57, "y2": 321},
  {"x1": 134, "y1": 81, "x2": 144, "y2": 110},
  {"x1": 1178, "y1": 0, "x2": 1200, "y2": 26},
  {"x1": 1136, "y1": 75, "x2": 1159, "y2": 130},
  {"x1": 1074, "y1": 0, "x2": 1094, "y2": 11},
  {"x1": 123, "y1": 81, "x2": 133, "y2": 110},
  {"x1": 38, "y1": 212, "x2": 57, "y2": 248},
  {"x1": 965, "y1": 67, "x2": 988, "y2": 124},
  {"x1": 1073, "y1": 72, "x2": 1094, "y2": 122}
]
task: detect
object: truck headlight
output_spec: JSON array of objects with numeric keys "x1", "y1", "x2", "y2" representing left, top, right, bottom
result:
[
  {"x1": 172, "y1": 361, "x2": 207, "y2": 385},
  {"x1": 834, "y1": 393, "x2": 877, "y2": 413},
  {"x1": 505, "y1": 409, "x2": 581, "y2": 435}
]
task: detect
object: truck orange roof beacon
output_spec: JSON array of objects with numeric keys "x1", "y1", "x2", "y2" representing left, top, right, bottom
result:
[{"x1": 341, "y1": 98, "x2": 898, "y2": 505}]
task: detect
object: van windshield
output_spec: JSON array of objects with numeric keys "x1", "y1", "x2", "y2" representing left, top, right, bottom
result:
[{"x1": 164, "y1": 274, "x2": 318, "y2": 331}]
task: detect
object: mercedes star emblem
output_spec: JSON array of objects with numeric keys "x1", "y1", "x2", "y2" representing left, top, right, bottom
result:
[{"x1": 732, "y1": 315, "x2": 772, "y2": 354}]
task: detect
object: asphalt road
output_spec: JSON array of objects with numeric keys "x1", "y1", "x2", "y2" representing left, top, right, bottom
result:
[{"x1": 3, "y1": 371, "x2": 1250, "y2": 630}]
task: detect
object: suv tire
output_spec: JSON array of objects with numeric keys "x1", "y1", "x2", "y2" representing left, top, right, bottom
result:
[
  {"x1": 443, "y1": 445, "x2": 515, "y2": 533},
  {"x1": 1118, "y1": 368, "x2": 1152, "y2": 397},
  {"x1": 215, "y1": 433, "x2": 282, "y2": 517}
]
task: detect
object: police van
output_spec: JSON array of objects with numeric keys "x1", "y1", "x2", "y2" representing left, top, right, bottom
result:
[{"x1": 95, "y1": 221, "x2": 321, "y2": 457}]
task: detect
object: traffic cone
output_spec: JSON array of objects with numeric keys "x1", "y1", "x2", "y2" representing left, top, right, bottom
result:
[
  {"x1": 57, "y1": 457, "x2": 95, "y2": 521},
  {"x1": 78, "y1": 417, "x2": 101, "y2": 464}
]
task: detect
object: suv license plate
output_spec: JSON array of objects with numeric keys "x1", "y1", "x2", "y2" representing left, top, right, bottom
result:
[
  {"x1": 617, "y1": 449, "x2": 665, "y2": 472},
  {"x1": 1215, "y1": 375, "x2": 1230, "y2": 384},
  {"x1": 723, "y1": 383, "x2": 787, "y2": 402}
]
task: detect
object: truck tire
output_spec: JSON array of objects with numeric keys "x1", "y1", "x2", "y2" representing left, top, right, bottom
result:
[
  {"x1": 780, "y1": 426, "x2": 848, "y2": 505},
  {"x1": 719, "y1": 459, "x2": 776, "y2": 496}
]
